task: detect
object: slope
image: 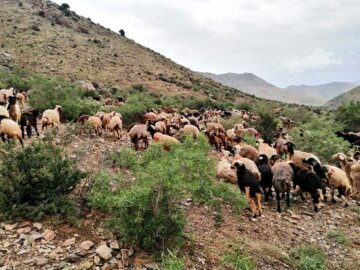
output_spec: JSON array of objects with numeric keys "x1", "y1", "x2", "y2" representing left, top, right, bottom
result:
[
  {"x1": 0, "y1": 0, "x2": 281, "y2": 108},
  {"x1": 325, "y1": 85, "x2": 360, "y2": 109}
]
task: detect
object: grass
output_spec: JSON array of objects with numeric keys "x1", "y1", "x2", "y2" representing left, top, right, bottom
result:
[
  {"x1": 290, "y1": 245, "x2": 326, "y2": 270},
  {"x1": 222, "y1": 252, "x2": 255, "y2": 270},
  {"x1": 325, "y1": 230, "x2": 350, "y2": 246}
]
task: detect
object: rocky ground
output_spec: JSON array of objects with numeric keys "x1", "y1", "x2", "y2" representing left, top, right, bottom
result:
[{"x1": 1, "y1": 124, "x2": 360, "y2": 269}]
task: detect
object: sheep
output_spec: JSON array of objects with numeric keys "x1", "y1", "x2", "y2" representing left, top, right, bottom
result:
[
  {"x1": 153, "y1": 132, "x2": 180, "y2": 150},
  {"x1": 324, "y1": 165, "x2": 352, "y2": 205},
  {"x1": 217, "y1": 152, "x2": 237, "y2": 184},
  {"x1": 41, "y1": 105, "x2": 62, "y2": 130},
  {"x1": 20, "y1": 110, "x2": 40, "y2": 139},
  {"x1": 352, "y1": 151, "x2": 360, "y2": 163},
  {"x1": 127, "y1": 124, "x2": 149, "y2": 150},
  {"x1": 257, "y1": 154, "x2": 273, "y2": 202},
  {"x1": 232, "y1": 161, "x2": 263, "y2": 218},
  {"x1": 236, "y1": 144, "x2": 260, "y2": 162},
  {"x1": 0, "y1": 105, "x2": 9, "y2": 118},
  {"x1": 332, "y1": 153, "x2": 360, "y2": 199},
  {"x1": 256, "y1": 139, "x2": 277, "y2": 159},
  {"x1": 7, "y1": 95, "x2": 21, "y2": 123},
  {"x1": 274, "y1": 135, "x2": 287, "y2": 155},
  {"x1": 108, "y1": 113, "x2": 123, "y2": 139},
  {"x1": 16, "y1": 93, "x2": 26, "y2": 107},
  {"x1": 135, "y1": 112, "x2": 158, "y2": 123},
  {"x1": 76, "y1": 114, "x2": 91, "y2": 125},
  {"x1": 289, "y1": 163, "x2": 324, "y2": 212},
  {"x1": 205, "y1": 131, "x2": 226, "y2": 151},
  {"x1": 0, "y1": 116, "x2": 24, "y2": 147},
  {"x1": 86, "y1": 116, "x2": 102, "y2": 136},
  {"x1": 272, "y1": 161, "x2": 293, "y2": 212},
  {"x1": 206, "y1": 122, "x2": 225, "y2": 134},
  {"x1": 96, "y1": 112, "x2": 113, "y2": 130},
  {"x1": 0, "y1": 88, "x2": 15, "y2": 103},
  {"x1": 180, "y1": 124, "x2": 200, "y2": 139},
  {"x1": 232, "y1": 153, "x2": 261, "y2": 181},
  {"x1": 154, "y1": 121, "x2": 167, "y2": 134},
  {"x1": 284, "y1": 142, "x2": 321, "y2": 169}
]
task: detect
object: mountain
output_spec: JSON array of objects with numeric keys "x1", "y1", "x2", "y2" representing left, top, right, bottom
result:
[
  {"x1": 325, "y1": 86, "x2": 360, "y2": 109},
  {"x1": 285, "y1": 82, "x2": 358, "y2": 102},
  {"x1": 200, "y1": 72, "x2": 328, "y2": 105}
]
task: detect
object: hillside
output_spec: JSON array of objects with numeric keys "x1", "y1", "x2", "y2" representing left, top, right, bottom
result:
[
  {"x1": 326, "y1": 86, "x2": 360, "y2": 109},
  {"x1": 285, "y1": 82, "x2": 358, "y2": 103},
  {"x1": 200, "y1": 72, "x2": 333, "y2": 106},
  {"x1": 0, "y1": 0, "x2": 285, "y2": 109}
]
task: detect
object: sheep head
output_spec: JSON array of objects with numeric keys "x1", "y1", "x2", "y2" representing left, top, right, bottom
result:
[{"x1": 55, "y1": 105, "x2": 63, "y2": 113}]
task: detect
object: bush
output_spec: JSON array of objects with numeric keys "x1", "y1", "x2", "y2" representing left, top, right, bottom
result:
[
  {"x1": 325, "y1": 230, "x2": 349, "y2": 245},
  {"x1": 29, "y1": 76, "x2": 100, "y2": 120},
  {"x1": 289, "y1": 118, "x2": 351, "y2": 163},
  {"x1": 0, "y1": 137, "x2": 84, "y2": 221},
  {"x1": 254, "y1": 112, "x2": 278, "y2": 142},
  {"x1": 89, "y1": 135, "x2": 246, "y2": 250},
  {"x1": 104, "y1": 147, "x2": 138, "y2": 169},
  {"x1": 290, "y1": 245, "x2": 326, "y2": 270},
  {"x1": 335, "y1": 102, "x2": 360, "y2": 132}
]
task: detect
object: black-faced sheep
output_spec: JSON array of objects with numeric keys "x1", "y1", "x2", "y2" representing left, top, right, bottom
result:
[
  {"x1": 257, "y1": 154, "x2": 273, "y2": 202},
  {"x1": 7, "y1": 95, "x2": 21, "y2": 123},
  {"x1": 20, "y1": 110, "x2": 40, "y2": 139},
  {"x1": 232, "y1": 161, "x2": 263, "y2": 218},
  {"x1": 256, "y1": 139, "x2": 277, "y2": 159},
  {"x1": 284, "y1": 142, "x2": 321, "y2": 169}
]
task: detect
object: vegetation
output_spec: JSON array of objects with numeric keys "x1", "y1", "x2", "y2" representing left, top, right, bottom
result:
[
  {"x1": 0, "y1": 136, "x2": 84, "y2": 222},
  {"x1": 289, "y1": 118, "x2": 351, "y2": 163},
  {"x1": 335, "y1": 102, "x2": 360, "y2": 132},
  {"x1": 290, "y1": 245, "x2": 326, "y2": 270},
  {"x1": 254, "y1": 112, "x2": 278, "y2": 142},
  {"x1": 326, "y1": 230, "x2": 350, "y2": 246},
  {"x1": 88, "y1": 135, "x2": 247, "y2": 250},
  {"x1": 222, "y1": 251, "x2": 255, "y2": 270}
]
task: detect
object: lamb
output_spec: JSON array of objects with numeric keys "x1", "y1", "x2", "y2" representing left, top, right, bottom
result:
[
  {"x1": 332, "y1": 153, "x2": 360, "y2": 199},
  {"x1": 236, "y1": 144, "x2": 260, "y2": 162},
  {"x1": 127, "y1": 124, "x2": 149, "y2": 150},
  {"x1": 256, "y1": 139, "x2": 277, "y2": 159},
  {"x1": 180, "y1": 124, "x2": 200, "y2": 139},
  {"x1": 232, "y1": 161, "x2": 263, "y2": 218},
  {"x1": 86, "y1": 116, "x2": 102, "y2": 136},
  {"x1": 153, "y1": 132, "x2": 180, "y2": 150},
  {"x1": 0, "y1": 115, "x2": 24, "y2": 147},
  {"x1": 20, "y1": 110, "x2": 40, "y2": 139},
  {"x1": 217, "y1": 151, "x2": 237, "y2": 184},
  {"x1": 289, "y1": 163, "x2": 324, "y2": 212},
  {"x1": 7, "y1": 95, "x2": 21, "y2": 123},
  {"x1": 0, "y1": 105, "x2": 9, "y2": 118},
  {"x1": 41, "y1": 105, "x2": 63, "y2": 130},
  {"x1": 271, "y1": 161, "x2": 293, "y2": 212},
  {"x1": 257, "y1": 154, "x2": 273, "y2": 202},
  {"x1": 284, "y1": 142, "x2": 321, "y2": 169},
  {"x1": 108, "y1": 113, "x2": 123, "y2": 139}
]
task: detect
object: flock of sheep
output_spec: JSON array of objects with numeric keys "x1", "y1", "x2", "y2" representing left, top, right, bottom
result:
[{"x1": 1, "y1": 86, "x2": 360, "y2": 219}]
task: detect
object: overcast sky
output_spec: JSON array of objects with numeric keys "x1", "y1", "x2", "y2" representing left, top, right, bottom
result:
[{"x1": 53, "y1": 0, "x2": 360, "y2": 87}]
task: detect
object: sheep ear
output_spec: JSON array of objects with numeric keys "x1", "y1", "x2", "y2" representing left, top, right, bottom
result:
[{"x1": 339, "y1": 155, "x2": 345, "y2": 161}]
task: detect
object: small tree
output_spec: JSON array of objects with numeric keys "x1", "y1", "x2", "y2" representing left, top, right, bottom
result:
[
  {"x1": 335, "y1": 102, "x2": 360, "y2": 132},
  {"x1": 119, "y1": 29, "x2": 125, "y2": 37},
  {"x1": 61, "y1": 3, "x2": 70, "y2": 9}
]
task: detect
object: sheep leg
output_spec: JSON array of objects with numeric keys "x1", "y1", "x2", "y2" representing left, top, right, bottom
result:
[
  {"x1": 1, "y1": 133, "x2": 6, "y2": 142},
  {"x1": 21, "y1": 124, "x2": 26, "y2": 139},
  {"x1": 34, "y1": 123, "x2": 39, "y2": 136},
  {"x1": 18, "y1": 136, "x2": 24, "y2": 147},
  {"x1": 276, "y1": 191, "x2": 281, "y2": 213},
  {"x1": 331, "y1": 188, "x2": 336, "y2": 204},
  {"x1": 312, "y1": 193, "x2": 320, "y2": 212},
  {"x1": 286, "y1": 191, "x2": 290, "y2": 208},
  {"x1": 144, "y1": 137, "x2": 149, "y2": 149},
  {"x1": 26, "y1": 125, "x2": 32, "y2": 138},
  {"x1": 245, "y1": 187, "x2": 257, "y2": 218},
  {"x1": 255, "y1": 193, "x2": 262, "y2": 216}
]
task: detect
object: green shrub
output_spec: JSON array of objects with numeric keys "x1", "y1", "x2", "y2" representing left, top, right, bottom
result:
[
  {"x1": 335, "y1": 102, "x2": 360, "y2": 132},
  {"x1": 222, "y1": 252, "x2": 255, "y2": 270},
  {"x1": 0, "y1": 137, "x2": 84, "y2": 221},
  {"x1": 325, "y1": 230, "x2": 349, "y2": 245},
  {"x1": 29, "y1": 76, "x2": 100, "y2": 120},
  {"x1": 254, "y1": 112, "x2": 278, "y2": 142},
  {"x1": 104, "y1": 147, "x2": 138, "y2": 169},
  {"x1": 89, "y1": 135, "x2": 246, "y2": 250},
  {"x1": 162, "y1": 250, "x2": 184, "y2": 270},
  {"x1": 290, "y1": 245, "x2": 326, "y2": 270},
  {"x1": 289, "y1": 118, "x2": 351, "y2": 163}
]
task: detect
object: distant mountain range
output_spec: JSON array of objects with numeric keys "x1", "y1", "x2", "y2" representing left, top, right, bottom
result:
[
  {"x1": 200, "y1": 72, "x2": 358, "y2": 106},
  {"x1": 326, "y1": 86, "x2": 360, "y2": 109}
]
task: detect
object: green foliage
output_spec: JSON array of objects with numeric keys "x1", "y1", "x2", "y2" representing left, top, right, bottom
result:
[
  {"x1": 282, "y1": 107, "x2": 315, "y2": 124},
  {"x1": 290, "y1": 245, "x2": 326, "y2": 270},
  {"x1": 0, "y1": 136, "x2": 84, "y2": 221},
  {"x1": 222, "y1": 252, "x2": 255, "y2": 270},
  {"x1": 255, "y1": 112, "x2": 278, "y2": 142},
  {"x1": 335, "y1": 102, "x2": 360, "y2": 132},
  {"x1": 104, "y1": 147, "x2": 138, "y2": 169},
  {"x1": 29, "y1": 76, "x2": 100, "y2": 120},
  {"x1": 162, "y1": 250, "x2": 184, "y2": 270},
  {"x1": 289, "y1": 118, "x2": 351, "y2": 163},
  {"x1": 220, "y1": 115, "x2": 244, "y2": 130},
  {"x1": 88, "y1": 135, "x2": 246, "y2": 250},
  {"x1": 243, "y1": 135, "x2": 257, "y2": 148},
  {"x1": 0, "y1": 68, "x2": 31, "y2": 90},
  {"x1": 325, "y1": 230, "x2": 349, "y2": 246}
]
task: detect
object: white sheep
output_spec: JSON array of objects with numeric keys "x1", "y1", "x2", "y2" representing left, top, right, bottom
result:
[
  {"x1": 284, "y1": 142, "x2": 321, "y2": 169},
  {"x1": 256, "y1": 139, "x2": 277, "y2": 159},
  {"x1": 153, "y1": 132, "x2": 180, "y2": 150},
  {"x1": 0, "y1": 105, "x2": 9, "y2": 118},
  {"x1": 0, "y1": 116, "x2": 24, "y2": 146},
  {"x1": 108, "y1": 113, "x2": 123, "y2": 139},
  {"x1": 180, "y1": 124, "x2": 200, "y2": 139},
  {"x1": 86, "y1": 116, "x2": 102, "y2": 136},
  {"x1": 41, "y1": 105, "x2": 63, "y2": 130},
  {"x1": 233, "y1": 154, "x2": 261, "y2": 180}
]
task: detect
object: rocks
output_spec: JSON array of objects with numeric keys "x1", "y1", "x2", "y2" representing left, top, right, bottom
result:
[
  {"x1": 43, "y1": 229, "x2": 55, "y2": 242},
  {"x1": 62, "y1": 237, "x2": 76, "y2": 247},
  {"x1": 80, "y1": 240, "x2": 94, "y2": 251},
  {"x1": 96, "y1": 244, "x2": 113, "y2": 260},
  {"x1": 3, "y1": 223, "x2": 17, "y2": 231},
  {"x1": 27, "y1": 233, "x2": 43, "y2": 244},
  {"x1": 35, "y1": 258, "x2": 48, "y2": 266},
  {"x1": 144, "y1": 263, "x2": 159, "y2": 270},
  {"x1": 109, "y1": 241, "x2": 120, "y2": 250}
]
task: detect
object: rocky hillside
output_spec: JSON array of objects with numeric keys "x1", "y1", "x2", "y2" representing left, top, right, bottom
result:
[
  {"x1": 326, "y1": 86, "x2": 360, "y2": 109},
  {"x1": 0, "y1": 0, "x2": 283, "y2": 108}
]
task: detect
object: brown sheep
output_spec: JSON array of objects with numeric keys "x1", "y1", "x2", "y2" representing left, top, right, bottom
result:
[
  {"x1": 128, "y1": 124, "x2": 149, "y2": 150},
  {"x1": 41, "y1": 105, "x2": 62, "y2": 130},
  {"x1": 87, "y1": 116, "x2": 102, "y2": 136},
  {"x1": 108, "y1": 113, "x2": 123, "y2": 139}
]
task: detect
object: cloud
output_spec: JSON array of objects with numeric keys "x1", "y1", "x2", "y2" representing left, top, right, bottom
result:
[{"x1": 286, "y1": 49, "x2": 342, "y2": 74}]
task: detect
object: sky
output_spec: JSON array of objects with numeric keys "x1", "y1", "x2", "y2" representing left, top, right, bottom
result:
[{"x1": 53, "y1": 0, "x2": 360, "y2": 87}]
